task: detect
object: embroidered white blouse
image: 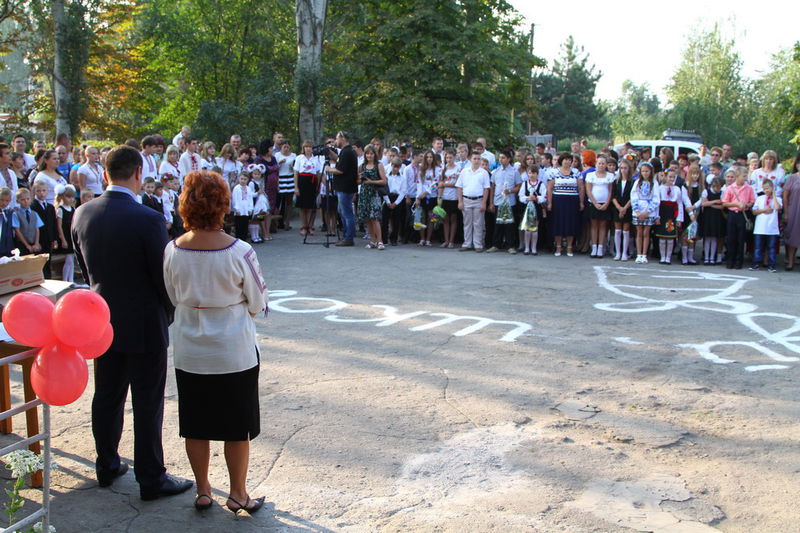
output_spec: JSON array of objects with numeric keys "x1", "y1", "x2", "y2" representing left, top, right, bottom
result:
[{"x1": 163, "y1": 239, "x2": 268, "y2": 374}]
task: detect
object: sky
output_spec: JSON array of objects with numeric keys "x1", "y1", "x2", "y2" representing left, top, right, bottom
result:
[{"x1": 510, "y1": 0, "x2": 800, "y2": 103}]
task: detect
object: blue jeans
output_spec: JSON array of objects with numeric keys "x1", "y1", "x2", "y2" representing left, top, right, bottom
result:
[
  {"x1": 753, "y1": 234, "x2": 777, "y2": 268},
  {"x1": 336, "y1": 192, "x2": 356, "y2": 242}
]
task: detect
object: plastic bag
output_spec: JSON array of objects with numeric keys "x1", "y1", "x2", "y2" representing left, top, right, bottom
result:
[
  {"x1": 413, "y1": 206, "x2": 427, "y2": 230},
  {"x1": 519, "y1": 202, "x2": 538, "y2": 232},
  {"x1": 496, "y1": 198, "x2": 514, "y2": 224},
  {"x1": 685, "y1": 220, "x2": 698, "y2": 242}
]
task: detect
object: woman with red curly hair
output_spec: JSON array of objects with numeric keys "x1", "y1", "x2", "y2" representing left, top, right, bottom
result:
[{"x1": 162, "y1": 170, "x2": 268, "y2": 515}]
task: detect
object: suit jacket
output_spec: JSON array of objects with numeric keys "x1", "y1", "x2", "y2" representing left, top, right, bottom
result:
[
  {"x1": 141, "y1": 193, "x2": 162, "y2": 214},
  {"x1": 30, "y1": 199, "x2": 56, "y2": 251},
  {"x1": 72, "y1": 189, "x2": 174, "y2": 354}
]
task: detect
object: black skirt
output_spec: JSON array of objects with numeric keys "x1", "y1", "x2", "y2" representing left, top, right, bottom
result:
[
  {"x1": 700, "y1": 207, "x2": 726, "y2": 238},
  {"x1": 176, "y1": 364, "x2": 260, "y2": 441},
  {"x1": 441, "y1": 199, "x2": 459, "y2": 215},
  {"x1": 550, "y1": 194, "x2": 581, "y2": 237},
  {"x1": 296, "y1": 173, "x2": 317, "y2": 209},
  {"x1": 589, "y1": 203, "x2": 613, "y2": 221}
]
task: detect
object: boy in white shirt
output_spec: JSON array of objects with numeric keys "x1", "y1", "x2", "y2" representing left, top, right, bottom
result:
[
  {"x1": 749, "y1": 179, "x2": 782, "y2": 272},
  {"x1": 456, "y1": 151, "x2": 491, "y2": 252}
]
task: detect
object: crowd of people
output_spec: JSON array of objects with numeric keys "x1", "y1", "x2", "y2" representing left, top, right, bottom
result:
[{"x1": 2, "y1": 129, "x2": 800, "y2": 275}]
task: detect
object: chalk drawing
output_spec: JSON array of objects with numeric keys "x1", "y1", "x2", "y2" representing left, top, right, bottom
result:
[
  {"x1": 593, "y1": 267, "x2": 798, "y2": 372},
  {"x1": 614, "y1": 337, "x2": 644, "y2": 345},
  {"x1": 267, "y1": 291, "x2": 532, "y2": 342},
  {"x1": 593, "y1": 266, "x2": 757, "y2": 314}
]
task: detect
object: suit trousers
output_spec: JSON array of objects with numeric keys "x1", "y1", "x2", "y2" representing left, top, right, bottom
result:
[
  {"x1": 93, "y1": 348, "x2": 167, "y2": 490},
  {"x1": 462, "y1": 197, "x2": 485, "y2": 249},
  {"x1": 381, "y1": 197, "x2": 405, "y2": 244},
  {"x1": 726, "y1": 211, "x2": 747, "y2": 268}
]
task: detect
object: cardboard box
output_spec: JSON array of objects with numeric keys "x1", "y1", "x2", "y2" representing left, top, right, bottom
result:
[{"x1": 0, "y1": 255, "x2": 47, "y2": 296}]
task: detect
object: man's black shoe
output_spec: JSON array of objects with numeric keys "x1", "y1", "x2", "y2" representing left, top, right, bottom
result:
[
  {"x1": 140, "y1": 474, "x2": 193, "y2": 501},
  {"x1": 98, "y1": 463, "x2": 129, "y2": 488}
]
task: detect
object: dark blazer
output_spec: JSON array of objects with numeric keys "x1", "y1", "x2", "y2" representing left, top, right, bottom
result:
[
  {"x1": 141, "y1": 193, "x2": 162, "y2": 214},
  {"x1": 72, "y1": 189, "x2": 173, "y2": 354},
  {"x1": 30, "y1": 199, "x2": 56, "y2": 250}
]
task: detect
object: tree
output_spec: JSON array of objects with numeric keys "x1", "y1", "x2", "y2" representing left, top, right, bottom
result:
[
  {"x1": 532, "y1": 35, "x2": 602, "y2": 140},
  {"x1": 609, "y1": 80, "x2": 666, "y2": 141},
  {"x1": 295, "y1": 0, "x2": 327, "y2": 144},
  {"x1": 321, "y1": 0, "x2": 539, "y2": 147},
  {"x1": 750, "y1": 42, "x2": 800, "y2": 153},
  {"x1": 666, "y1": 25, "x2": 756, "y2": 149}
]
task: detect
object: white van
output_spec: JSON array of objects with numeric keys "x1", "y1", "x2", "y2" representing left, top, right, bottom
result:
[{"x1": 614, "y1": 139, "x2": 703, "y2": 159}]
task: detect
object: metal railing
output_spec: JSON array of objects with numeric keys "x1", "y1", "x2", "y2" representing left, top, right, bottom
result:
[{"x1": 0, "y1": 349, "x2": 51, "y2": 533}]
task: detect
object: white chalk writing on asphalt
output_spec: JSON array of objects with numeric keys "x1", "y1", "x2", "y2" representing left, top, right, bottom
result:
[{"x1": 267, "y1": 290, "x2": 533, "y2": 342}]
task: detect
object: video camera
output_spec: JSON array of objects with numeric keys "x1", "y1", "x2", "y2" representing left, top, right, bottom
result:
[{"x1": 312, "y1": 144, "x2": 334, "y2": 158}]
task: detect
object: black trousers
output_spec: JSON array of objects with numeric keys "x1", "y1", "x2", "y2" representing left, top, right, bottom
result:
[
  {"x1": 233, "y1": 215, "x2": 250, "y2": 241},
  {"x1": 493, "y1": 221, "x2": 515, "y2": 249},
  {"x1": 726, "y1": 211, "x2": 747, "y2": 268},
  {"x1": 381, "y1": 197, "x2": 405, "y2": 244},
  {"x1": 93, "y1": 348, "x2": 167, "y2": 490}
]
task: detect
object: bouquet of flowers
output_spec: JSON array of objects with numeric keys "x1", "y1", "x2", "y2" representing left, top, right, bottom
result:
[
  {"x1": 685, "y1": 220, "x2": 698, "y2": 243},
  {"x1": 496, "y1": 197, "x2": 514, "y2": 224},
  {"x1": 519, "y1": 202, "x2": 538, "y2": 232}
]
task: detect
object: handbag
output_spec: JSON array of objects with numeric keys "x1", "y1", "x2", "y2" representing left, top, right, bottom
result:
[{"x1": 731, "y1": 188, "x2": 753, "y2": 231}]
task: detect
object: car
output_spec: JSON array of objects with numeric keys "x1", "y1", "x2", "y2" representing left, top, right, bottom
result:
[{"x1": 614, "y1": 139, "x2": 703, "y2": 159}]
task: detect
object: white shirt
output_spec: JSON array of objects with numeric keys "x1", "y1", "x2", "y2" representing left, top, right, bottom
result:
[
  {"x1": 231, "y1": 183, "x2": 254, "y2": 215},
  {"x1": 481, "y1": 150, "x2": 496, "y2": 167},
  {"x1": 159, "y1": 160, "x2": 183, "y2": 182},
  {"x1": 585, "y1": 171, "x2": 615, "y2": 204},
  {"x1": 18, "y1": 153, "x2": 36, "y2": 172},
  {"x1": 163, "y1": 239, "x2": 267, "y2": 374},
  {"x1": 385, "y1": 171, "x2": 408, "y2": 199},
  {"x1": 440, "y1": 165, "x2": 460, "y2": 201},
  {"x1": 403, "y1": 164, "x2": 419, "y2": 199},
  {"x1": 275, "y1": 152, "x2": 296, "y2": 176},
  {"x1": 0, "y1": 166, "x2": 18, "y2": 208},
  {"x1": 417, "y1": 168, "x2": 440, "y2": 198},
  {"x1": 77, "y1": 162, "x2": 105, "y2": 196},
  {"x1": 33, "y1": 173, "x2": 67, "y2": 204},
  {"x1": 456, "y1": 167, "x2": 491, "y2": 197},
  {"x1": 750, "y1": 167, "x2": 786, "y2": 195},
  {"x1": 178, "y1": 151, "x2": 201, "y2": 180},
  {"x1": 752, "y1": 194, "x2": 782, "y2": 235},
  {"x1": 293, "y1": 154, "x2": 319, "y2": 175},
  {"x1": 141, "y1": 152, "x2": 158, "y2": 180},
  {"x1": 154, "y1": 192, "x2": 173, "y2": 224},
  {"x1": 215, "y1": 157, "x2": 241, "y2": 185}
]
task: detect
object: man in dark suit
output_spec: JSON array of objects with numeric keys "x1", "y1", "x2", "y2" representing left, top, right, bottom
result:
[{"x1": 72, "y1": 145, "x2": 192, "y2": 500}]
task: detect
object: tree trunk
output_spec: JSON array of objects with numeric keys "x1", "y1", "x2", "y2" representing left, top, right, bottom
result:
[
  {"x1": 52, "y1": 0, "x2": 71, "y2": 137},
  {"x1": 295, "y1": 0, "x2": 326, "y2": 144}
]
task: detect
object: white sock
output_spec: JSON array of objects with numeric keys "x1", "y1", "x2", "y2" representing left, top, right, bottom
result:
[
  {"x1": 666, "y1": 240, "x2": 674, "y2": 263},
  {"x1": 659, "y1": 240, "x2": 667, "y2": 261},
  {"x1": 622, "y1": 231, "x2": 630, "y2": 258},
  {"x1": 591, "y1": 244, "x2": 598, "y2": 256},
  {"x1": 598, "y1": 244, "x2": 604, "y2": 257},
  {"x1": 62, "y1": 254, "x2": 74, "y2": 283},
  {"x1": 711, "y1": 240, "x2": 718, "y2": 262},
  {"x1": 681, "y1": 245, "x2": 688, "y2": 263},
  {"x1": 531, "y1": 231, "x2": 538, "y2": 252},
  {"x1": 688, "y1": 247, "x2": 695, "y2": 263},
  {"x1": 704, "y1": 239, "x2": 711, "y2": 261},
  {"x1": 249, "y1": 224, "x2": 259, "y2": 241},
  {"x1": 614, "y1": 230, "x2": 622, "y2": 257}
]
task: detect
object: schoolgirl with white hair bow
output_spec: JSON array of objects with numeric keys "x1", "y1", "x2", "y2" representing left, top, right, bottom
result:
[{"x1": 54, "y1": 183, "x2": 77, "y2": 282}]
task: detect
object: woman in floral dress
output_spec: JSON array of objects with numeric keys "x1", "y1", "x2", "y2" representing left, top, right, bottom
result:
[{"x1": 358, "y1": 145, "x2": 387, "y2": 249}]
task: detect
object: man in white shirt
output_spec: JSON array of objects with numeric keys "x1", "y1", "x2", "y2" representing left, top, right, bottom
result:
[
  {"x1": 140, "y1": 136, "x2": 159, "y2": 180},
  {"x1": 271, "y1": 132, "x2": 284, "y2": 155},
  {"x1": 0, "y1": 143, "x2": 19, "y2": 208},
  {"x1": 402, "y1": 151, "x2": 422, "y2": 244},
  {"x1": 178, "y1": 138, "x2": 201, "y2": 181},
  {"x1": 12, "y1": 135, "x2": 36, "y2": 172},
  {"x1": 172, "y1": 126, "x2": 191, "y2": 148},
  {"x1": 431, "y1": 137, "x2": 444, "y2": 163},
  {"x1": 475, "y1": 137, "x2": 495, "y2": 167},
  {"x1": 456, "y1": 151, "x2": 491, "y2": 252}
]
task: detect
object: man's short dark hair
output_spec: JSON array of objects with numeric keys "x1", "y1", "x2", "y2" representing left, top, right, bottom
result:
[
  {"x1": 469, "y1": 150, "x2": 481, "y2": 157},
  {"x1": 13, "y1": 134, "x2": 25, "y2": 142},
  {"x1": 106, "y1": 145, "x2": 143, "y2": 182},
  {"x1": 543, "y1": 153, "x2": 553, "y2": 162},
  {"x1": 125, "y1": 138, "x2": 141, "y2": 150},
  {"x1": 536, "y1": 143, "x2": 545, "y2": 149},
  {"x1": 0, "y1": 143, "x2": 9, "y2": 156},
  {"x1": 141, "y1": 135, "x2": 158, "y2": 148},
  {"x1": 710, "y1": 162, "x2": 723, "y2": 170},
  {"x1": 353, "y1": 139, "x2": 364, "y2": 149},
  {"x1": 337, "y1": 131, "x2": 350, "y2": 142}
]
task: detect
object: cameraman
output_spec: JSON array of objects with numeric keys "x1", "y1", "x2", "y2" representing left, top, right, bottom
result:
[{"x1": 325, "y1": 131, "x2": 358, "y2": 246}]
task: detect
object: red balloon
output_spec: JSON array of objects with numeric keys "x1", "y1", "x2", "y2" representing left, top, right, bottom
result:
[
  {"x1": 76, "y1": 323, "x2": 113, "y2": 360},
  {"x1": 2, "y1": 292, "x2": 57, "y2": 347},
  {"x1": 31, "y1": 344, "x2": 88, "y2": 406},
  {"x1": 52, "y1": 289, "x2": 110, "y2": 348}
]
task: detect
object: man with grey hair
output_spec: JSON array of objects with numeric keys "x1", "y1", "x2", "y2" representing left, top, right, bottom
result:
[{"x1": 229, "y1": 134, "x2": 242, "y2": 151}]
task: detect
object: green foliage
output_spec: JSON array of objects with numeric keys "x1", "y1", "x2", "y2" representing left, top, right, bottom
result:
[
  {"x1": 532, "y1": 36, "x2": 603, "y2": 140},
  {"x1": 608, "y1": 80, "x2": 666, "y2": 141},
  {"x1": 322, "y1": 0, "x2": 540, "y2": 147}
]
